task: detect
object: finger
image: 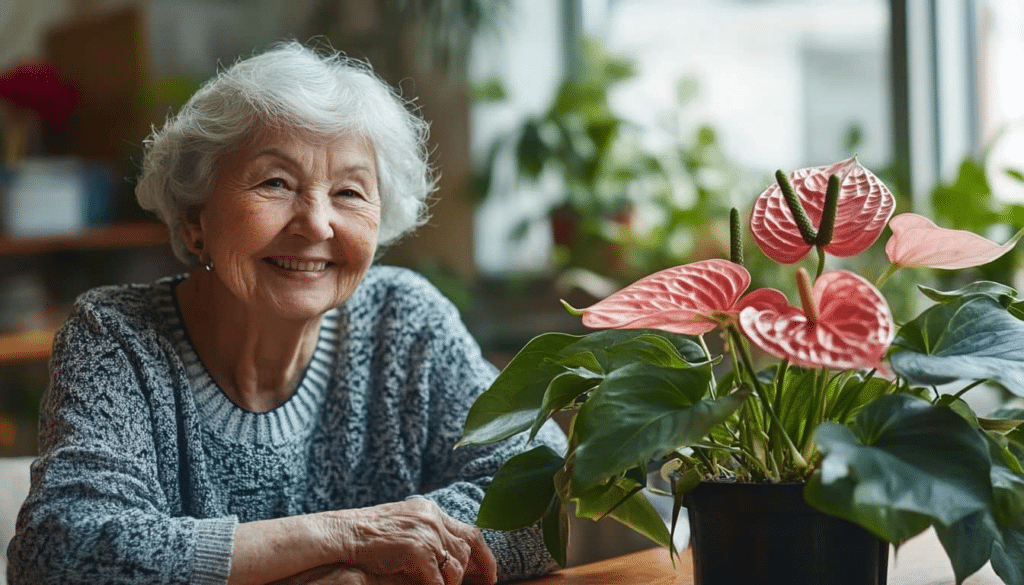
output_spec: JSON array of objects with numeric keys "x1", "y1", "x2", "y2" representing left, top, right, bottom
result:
[
  {"x1": 417, "y1": 547, "x2": 447, "y2": 585},
  {"x1": 463, "y1": 539, "x2": 497, "y2": 585},
  {"x1": 438, "y1": 547, "x2": 466, "y2": 585},
  {"x1": 454, "y1": 527, "x2": 496, "y2": 585},
  {"x1": 429, "y1": 508, "x2": 495, "y2": 583}
]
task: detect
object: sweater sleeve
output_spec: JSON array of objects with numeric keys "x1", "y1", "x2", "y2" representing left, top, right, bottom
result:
[
  {"x1": 6, "y1": 301, "x2": 236, "y2": 585},
  {"x1": 414, "y1": 302, "x2": 568, "y2": 583}
]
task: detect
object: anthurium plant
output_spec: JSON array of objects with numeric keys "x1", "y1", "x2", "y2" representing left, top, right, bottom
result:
[{"x1": 458, "y1": 157, "x2": 1024, "y2": 584}]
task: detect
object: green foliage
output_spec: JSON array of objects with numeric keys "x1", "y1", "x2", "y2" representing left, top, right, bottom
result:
[
  {"x1": 461, "y1": 279, "x2": 1024, "y2": 579},
  {"x1": 933, "y1": 159, "x2": 1002, "y2": 231},
  {"x1": 477, "y1": 445, "x2": 563, "y2": 530},
  {"x1": 572, "y1": 361, "x2": 744, "y2": 488},
  {"x1": 477, "y1": 39, "x2": 747, "y2": 284},
  {"x1": 458, "y1": 328, "x2": 731, "y2": 564},
  {"x1": 890, "y1": 292, "x2": 1024, "y2": 397},
  {"x1": 807, "y1": 392, "x2": 1024, "y2": 585}
]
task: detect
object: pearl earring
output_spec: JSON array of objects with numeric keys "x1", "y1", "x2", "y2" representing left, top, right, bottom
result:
[{"x1": 194, "y1": 239, "x2": 213, "y2": 272}]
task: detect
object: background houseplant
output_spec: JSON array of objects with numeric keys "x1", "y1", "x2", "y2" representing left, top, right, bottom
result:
[
  {"x1": 477, "y1": 39, "x2": 747, "y2": 287},
  {"x1": 458, "y1": 157, "x2": 1024, "y2": 584}
]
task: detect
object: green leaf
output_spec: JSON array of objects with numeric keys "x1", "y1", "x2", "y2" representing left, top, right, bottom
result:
[
  {"x1": 806, "y1": 394, "x2": 994, "y2": 546},
  {"x1": 932, "y1": 432, "x2": 1024, "y2": 583},
  {"x1": 826, "y1": 374, "x2": 892, "y2": 424},
  {"x1": 459, "y1": 333, "x2": 580, "y2": 446},
  {"x1": 934, "y1": 511, "x2": 998, "y2": 585},
  {"x1": 932, "y1": 159, "x2": 998, "y2": 231},
  {"x1": 670, "y1": 467, "x2": 700, "y2": 554},
  {"x1": 606, "y1": 489, "x2": 672, "y2": 549},
  {"x1": 566, "y1": 330, "x2": 707, "y2": 372},
  {"x1": 979, "y1": 416, "x2": 1024, "y2": 434},
  {"x1": 528, "y1": 369, "x2": 601, "y2": 441},
  {"x1": 476, "y1": 445, "x2": 565, "y2": 530},
  {"x1": 890, "y1": 295, "x2": 1024, "y2": 397},
  {"x1": 470, "y1": 78, "x2": 507, "y2": 102},
  {"x1": 515, "y1": 119, "x2": 548, "y2": 182},
  {"x1": 460, "y1": 329, "x2": 707, "y2": 447},
  {"x1": 541, "y1": 496, "x2": 569, "y2": 568},
  {"x1": 992, "y1": 523, "x2": 1024, "y2": 585},
  {"x1": 573, "y1": 476, "x2": 643, "y2": 520},
  {"x1": 1009, "y1": 300, "x2": 1024, "y2": 321},
  {"x1": 572, "y1": 362, "x2": 748, "y2": 488},
  {"x1": 772, "y1": 367, "x2": 820, "y2": 449},
  {"x1": 985, "y1": 432, "x2": 1024, "y2": 523},
  {"x1": 572, "y1": 476, "x2": 672, "y2": 549},
  {"x1": 936, "y1": 394, "x2": 981, "y2": 428},
  {"x1": 1007, "y1": 168, "x2": 1024, "y2": 183},
  {"x1": 917, "y1": 281, "x2": 1017, "y2": 305}
]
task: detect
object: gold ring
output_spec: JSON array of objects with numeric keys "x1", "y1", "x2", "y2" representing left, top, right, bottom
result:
[{"x1": 438, "y1": 549, "x2": 450, "y2": 570}]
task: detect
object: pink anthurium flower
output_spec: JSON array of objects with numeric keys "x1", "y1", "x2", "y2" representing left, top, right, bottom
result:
[
  {"x1": 750, "y1": 157, "x2": 896, "y2": 264},
  {"x1": 577, "y1": 259, "x2": 788, "y2": 335},
  {"x1": 739, "y1": 270, "x2": 894, "y2": 371},
  {"x1": 885, "y1": 213, "x2": 1024, "y2": 270}
]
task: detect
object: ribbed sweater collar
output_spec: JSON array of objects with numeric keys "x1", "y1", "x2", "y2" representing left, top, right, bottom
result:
[{"x1": 154, "y1": 276, "x2": 338, "y2": 445}]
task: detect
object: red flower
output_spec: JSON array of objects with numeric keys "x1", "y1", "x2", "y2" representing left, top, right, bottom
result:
[
  {"x1": 750, "y1": 157, "x2": 895, "y2": 264},
  {"x1": 0, "y1": 63, "x2": 78, "y2": 129},
  {"x1": 738, "y1": 270, "x2": 894, "y2": 371},
  {"x1": 579, "y1": 259, "x2": 788, "y2": 335}
]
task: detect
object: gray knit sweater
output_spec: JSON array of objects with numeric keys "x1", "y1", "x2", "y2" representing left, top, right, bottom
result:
[{"x1": 7, "y1": 266, "x2": 564, "y2": 584}]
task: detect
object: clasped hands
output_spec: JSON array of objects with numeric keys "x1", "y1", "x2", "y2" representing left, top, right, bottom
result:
[{"x1": 271, "y1": 498, "x2": 498, "y2": 585}]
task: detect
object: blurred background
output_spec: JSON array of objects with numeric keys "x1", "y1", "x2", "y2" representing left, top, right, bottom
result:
[{"x1": 1, "y1": 0, "x2": 1023, "y2": 566}]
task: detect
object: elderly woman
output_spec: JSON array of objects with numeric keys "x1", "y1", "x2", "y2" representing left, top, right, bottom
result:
[{"x1": 7, "y1": 42, "x2": 564, "y2": 585}]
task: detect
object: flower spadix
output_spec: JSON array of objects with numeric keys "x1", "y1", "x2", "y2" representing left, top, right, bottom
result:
[
  {"x1": 750, "y1": 157, "x2": 895, "y2": 264},
  {"x1": 739, "y1": 269, "x2": 894, "y2": 371},
  {"x1": 576, "y1": 259, "x2": 788, "y2": 335},
  {"x1": 885, "y1": 213, "x2": 1024, "y2": 270}
]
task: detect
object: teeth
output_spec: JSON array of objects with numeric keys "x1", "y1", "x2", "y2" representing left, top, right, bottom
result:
[{"x1": 270, "y1": 258, "x2": 328, "y2": 272}]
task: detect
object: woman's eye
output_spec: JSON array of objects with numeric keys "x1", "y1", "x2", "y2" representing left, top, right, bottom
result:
[
  {"x1": 336, "y1": 188, "x2": 362, "y2": 199},
  {"x1": 262, "y1": 178, "x2": 288, "y2": 189}
]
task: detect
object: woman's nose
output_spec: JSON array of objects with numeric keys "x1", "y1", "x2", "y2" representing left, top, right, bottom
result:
[{"x1": 291, "y1": 193, "x2": 334, "y2": 242}]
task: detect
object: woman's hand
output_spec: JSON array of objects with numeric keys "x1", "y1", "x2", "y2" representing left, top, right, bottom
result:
[
  {"x1": 268, "y1": 563, "x2": 417, "y2": 585},
  {"x1": 322, "y1": 498, "x2": 497, "y2": 585}
]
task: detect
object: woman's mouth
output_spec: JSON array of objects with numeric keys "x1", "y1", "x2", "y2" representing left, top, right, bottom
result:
[{"x1": 266, "y1": 257, "x2": 330, "y2": 272}]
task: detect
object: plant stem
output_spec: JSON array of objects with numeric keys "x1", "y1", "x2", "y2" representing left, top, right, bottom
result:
[
  {"x1": 738, "y1": 443, "x2": 775, "y2": 480},
  {"x1": 728, "y1": 327, "x2": 809, "y2": 471},
  {"x1": 951, "y1": 379, "x2": 988, "y2": 402},
  {"x1": 691, "y1": 447, "x2": 717, "y2": 477},
  {"x1": 875, "y1": 263, "x2": 900, "y2": 288},
  {"x1": 697, "y1": 335, "x2": 717, "y2": 399},
  {"x1": 815, "y1": 245, "x2": 827, "y2": 279}
]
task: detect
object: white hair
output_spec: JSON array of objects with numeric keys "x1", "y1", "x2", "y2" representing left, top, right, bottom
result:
[{"x1": 136, "y1": 40, "x2": 435, "y2": 264}]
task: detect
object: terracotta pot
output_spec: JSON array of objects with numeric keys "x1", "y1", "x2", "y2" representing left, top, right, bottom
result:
[{"x1": 685, "y1": 481, "x2": 889, "y2": 585}]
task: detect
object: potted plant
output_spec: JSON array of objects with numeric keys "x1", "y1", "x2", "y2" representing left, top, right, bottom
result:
[
  {"x1": 476, "y1": 39, "x2": 678, "y2": 284},
  {"x1": 458, "y1": 157, "x2": 1024, "y2": 584}
]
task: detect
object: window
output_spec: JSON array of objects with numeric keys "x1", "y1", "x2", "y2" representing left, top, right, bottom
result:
[
  {"x1": 472, "y1": 0, "x2": 893, "y2": 275},
  {"x1": 978, "y1": 0, "x2": 1024, "y2": 204}
]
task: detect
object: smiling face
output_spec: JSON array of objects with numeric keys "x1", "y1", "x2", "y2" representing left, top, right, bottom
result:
[{"x1": 183, "y1": 128, "x2": 382, "y2": 322}]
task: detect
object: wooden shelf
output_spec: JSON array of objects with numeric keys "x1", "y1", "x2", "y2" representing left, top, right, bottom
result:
[
  {"x1": 0, "y1": 222, "x2": 168, "y2": 256},
  {"x1": 0, "y1": 329, "x2": 55, "y2": 365},
  {"x1": 0, "y1": 222, "x2": 170, "y2": 365}
]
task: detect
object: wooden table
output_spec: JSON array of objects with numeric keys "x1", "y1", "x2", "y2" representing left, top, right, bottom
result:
[
  {"x1": 517, "y1": 528, "x2": 1004, "y2": 584},
  {"x1": 523, "y1": 547, "x2": 688, "y2": 584}
]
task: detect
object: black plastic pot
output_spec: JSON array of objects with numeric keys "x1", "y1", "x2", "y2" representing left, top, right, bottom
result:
[{"x1": 685, "y1": 482, "x2": 889, "y2": 585}]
